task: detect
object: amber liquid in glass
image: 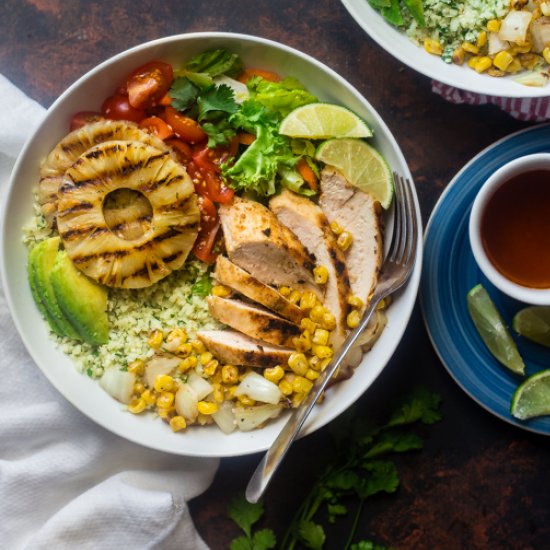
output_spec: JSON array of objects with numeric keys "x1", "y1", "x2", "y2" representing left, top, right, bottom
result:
[{"x1": 480, "y1": 169, "x2": 550, "y2": 289}]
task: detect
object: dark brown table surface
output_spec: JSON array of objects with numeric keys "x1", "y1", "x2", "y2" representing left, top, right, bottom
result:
[{"x1": 2, "y1": 1, "x2": 549, "y2": 548}]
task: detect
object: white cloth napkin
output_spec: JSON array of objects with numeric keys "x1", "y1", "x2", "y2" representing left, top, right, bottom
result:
[{"x1": 0, "y1": 74, "x2": 219, "y2": 549}]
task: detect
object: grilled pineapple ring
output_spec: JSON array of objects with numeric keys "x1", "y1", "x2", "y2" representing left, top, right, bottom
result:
[
  {"x1": 38, "y1": 119, "x2": 172, "y2": 228},
  {"x1": 56, "y1": 140, "x2": 200, "y2": 289}
]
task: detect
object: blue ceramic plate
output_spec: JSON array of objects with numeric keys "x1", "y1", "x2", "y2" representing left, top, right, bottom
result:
[{"x1": 421, "y1": 124, "x2": 550, "y2": 435}]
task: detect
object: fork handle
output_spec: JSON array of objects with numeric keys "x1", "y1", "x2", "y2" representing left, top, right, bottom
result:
[{"x1": 245, "y1": 291, "x2": 384, "y2": 504}]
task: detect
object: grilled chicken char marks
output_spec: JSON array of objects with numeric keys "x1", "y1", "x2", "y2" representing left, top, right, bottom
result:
[
  {"x1": 57, "y1": 140, "x2": 199, "y2": 289},
  {"x1": 38, "y1": 119, "x2": 172, "y2": 227}
]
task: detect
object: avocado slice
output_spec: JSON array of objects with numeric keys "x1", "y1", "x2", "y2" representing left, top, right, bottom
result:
[
  {"x1": 51, "y1": 250, "x2": 109, "y2": 345},
  {"x1": 29, "y1": 237, "x2": 80, "y2": 339}
]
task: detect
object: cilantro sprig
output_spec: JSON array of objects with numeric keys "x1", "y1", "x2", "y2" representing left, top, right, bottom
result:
[{"x1": 227, "y1": 387, "x2": 442, "y2": 550}]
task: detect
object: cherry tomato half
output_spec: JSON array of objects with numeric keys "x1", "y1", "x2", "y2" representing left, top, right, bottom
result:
[
  {"x1": 102, "y1": 93, "x2": 146, "y2": 123},
  {"x1": 193, "y1": 196, "x2": 221, "y2": 264},
  {"x1": 139, "y1": 116, "x2": 174, "y2": 140},
  {"x1": 69, "y1": 111, "x2": 103, "y2": 131},
  {"x1": 127, "y1": 61, "x2": 174, "y2": 110},
  {"x1": 191, "y1": 146, "x2": 234, "y2": 204},
  {"x1": 165, "y1": 138, "x2": 193, "y2": 164},
  {"x1": 164, "y1": 106, "x2": 207, "y2": 144}
]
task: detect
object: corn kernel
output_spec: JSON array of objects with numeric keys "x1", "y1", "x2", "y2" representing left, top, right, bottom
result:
[
  {"x1": 199, "y1": 351, "x2": 213, "y2": 365},
  {"x1": 292, "y1": 332, "x2": 312, "y2": 353},
  {"x1": 212, "y1": 383, "x2": 225, "y2": 403},
  {"x1": 309, "y1": 305, "x2": 326, "y2": 323},
  {"x1": 225, "y1": 384, "x2": 238, "y2": 400},
  {"x1": 157, "y1": 391, "x2": 175, "y2": 409},
  {"x1": 312, "y1": 328, "x2": 329, "y2": 345},
  {"x1": 493, "y1": 50, "x2": 514, "y2": 71},
  {"x1": 347, "y1": 294, "x2": 364, "y2": 309},
  {"x1": 505, "y1": 58, "x2": 522, "y2": 73},
  {"x1": 318, "y1": 358, "x2": 332, "y2": 371},
  {"x1": 511, "y1": 42, "x2": 532, "y2": 54},
  {"x1": 487, "y1": 19, "x2": 501, "y2": 32},
  {"x1": 474, "y1": 56, "x2": 492, "y2": 73},
  {"x1": 128, "y1": 359, "x2": 145, "y2": 376},
  {"x1": 476, "y1": 31, "x2": 487, "y2": 48},
  {"x1": 169, "y1": 415, "x2": 187, "y2": 431},
  {"x1": 177, "y1": 342, "x2": 193, "y2": 356},
  {"x1": 305, "y1": 368, "x2": 320, "y2": 381},
  {"x1": 204, "y1": 359, "x2": 219, "y2": 377},
  {"x1": 178, "y1": 355, "x2": 198, "y2": 372},
  {"x1": 197, "y1": 401, "x2": 219, "y2": 415},
  {"x1": 292, "y1": 376, "x2": 313, "y2": 394},
  {"x1": 462, "y1": 41, "x2": 479, "y2": 54},
  {"x1": 299, "y1": 291, "x2": 317, "y2": 311},
  {"x1": 300, "y1": 317, "x2": 317, "y2": 333},
  {"x1": 288, "y1": 352, "x2": 309, "y2": 376},
  {"x1": 133, "y1": 381, "x2": 145, "y2": 395},
  {"x1": 191, "y1": 339, "x2": 206, "y2": 353},
  {"x1": 148, "y1": 330, "x2": 164, "y2": 349},
  {"x1": 467, "y1": 55, "x2": 481, "y2": 69},
  {"x1": 518, "y1": 53, "x2": 540, "y2": 70},
  {"x1": 167, "y1": 328, "x2": 187, "y2": 343},
  {"x1": 128, "y1": 397, "x2": 147, "y2": 414},
  {"x1": 543, "y1": 47, "x2": 550, "y2": 65},
  {"x1": 264, "y1": 365, "x2": 285, "y2": 383},
  {"x1": 237, "y1": 394, "x2": 256, "y2": 406},
  {"x1": 320, "y1": 312, "x2": 337, "y2": 331},
  {"x1": 424, "y1": 38, "x2": 443, "y2": 56},
  {"x1": 312, "y1": 344, "x2": 333, "y2": 359},
  {"x1": 532, "y1": 6, "x2": 542, "y2": 19},
  {"x1": 154, "y1": 374, "x2": 175, "y2": 393},
  {"x1": 157, "y1": 406, "x2": 175, "y2": 419},
  {"x1": 279, "y1": 379, "x2": 293, "y2": 396},
  {"x1": 279, "y1": 286, "x2": 291, "y2": 297},
  {"x1": 452, "y1": 47, "x2": 465, "y2": 65},
  {"x1": 141, "y1": 389, "x2": 157, "y2": 406},
  {"x1": 313, "y1": 265, "x2": 329, "y2": 285},
  {"x1": 221, "y1": 364, "x2": 239, "y2": 384},
  {"x1": 288, "y1": 290, "x2": 302, "y2": 305},
  {"x1": 347, "y1": 310, "x2": 361, "y2": 329},
  {"x1": 211, "y1": 285, "x2": 231, "y2": 297},
  {"x1": 291, "y1": 392, "x2": 306, "y2": 407},
  {"x1": 336, "y1": 231, "x2": 353, "y2": 251},
  {"x1": 330, "y1": 220, "x2": 343, "y2": 235}
]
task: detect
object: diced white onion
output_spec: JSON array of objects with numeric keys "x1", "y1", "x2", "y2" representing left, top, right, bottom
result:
[
  {"x1": 530, "y1": 17, "x2": 550, "y2": 52},
  {"x1": 498, "y1": 11, "x2": 533, "y2": 43},
  {"x1": 235, "y1": 371, "x2": 282, "y2": 405},
  {"x1": 187, "y1": 371, "x2": 213, "y2": 401},
  {"x1": 213, "y1": 75, "x2": 250, "y2": 103},
  {"x1": 513, "y1": 70, "x2": 549, "y2": 86},
  {"x1": 99, "y1": 369, "x2": 136, "y2": 404},
  {"x1": 234, "y1": 403, "x2": 283, "y2": 431},
  {"x1": 174, "y1": 384, "x2": 198, "y2": 421},
  {"x1": 144, "y1": 355, "x2": 180, "y2": 388},
  {"x1": 212, "y1": 401, "x2": 236, "y2": 434},
  {"x1": 488, "y1": 32, "x2": 510, "y2": 56}
]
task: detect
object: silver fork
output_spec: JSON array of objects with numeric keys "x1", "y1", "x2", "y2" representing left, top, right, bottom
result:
[{"x1": 245, "y1": 172, "x2": 419, "y2": 504}]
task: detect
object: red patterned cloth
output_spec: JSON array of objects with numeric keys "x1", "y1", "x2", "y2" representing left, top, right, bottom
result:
[{"x1": 432, "y1": 80, "x2": 550, "y2": 121}]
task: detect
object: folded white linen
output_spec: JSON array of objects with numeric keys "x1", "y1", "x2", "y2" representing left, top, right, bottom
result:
[{"x1": 0, "y1": 74, "x2": 218, "y2": 549}]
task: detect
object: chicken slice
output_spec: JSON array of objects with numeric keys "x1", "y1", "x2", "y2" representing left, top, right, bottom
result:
[
  {"x1": 319, "y1": 167, "x2": 383, "y2": 309},
  {"x1": 214, "y1": 256, "x2": 304, "y2": 324},
  {"x1": 197, "y1": 330, "x2": 293, "y2": 368},
  {"x1": 270, "y1": 188, "x2": 351, "y2": 342},
  {"x1": 218, "y1": 196, "x2": 321, "y2": 298},
  {"x1": 207, "y1": 295, "x2": 301, "y2": 347}
]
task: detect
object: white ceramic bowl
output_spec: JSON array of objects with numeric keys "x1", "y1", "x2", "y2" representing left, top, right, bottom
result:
[
  {"x1": 469, "y1": 152, "x2": 550, "y2": 304},
  {"x1": 0, "y1": 32, "x2": 422, "y2": 457},
  {"x1": 341, "y1": 0, "x2": 550, "y2": 98}
]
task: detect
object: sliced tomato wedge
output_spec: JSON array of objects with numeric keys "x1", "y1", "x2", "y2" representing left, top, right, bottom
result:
[
  {"x1": 164, "y1": 106, "x2": 207, "y2": 143},
  {"x1": 69, "y1": 111, "x2": 104, "y2": 131},
  {"x1": 127, "y1": 61, "x2": 173, "y2": 110},
  {"x1": 139, "y1": 116, "x2": 174, "y2": 140},
  {"x1": 191, "y1": 145, "x2": 235, "y2": 204},
  {"x1": 165, "y1": 138, "x2": 193, "y2": 164},
  {"x1": 101, "y1": 93, "x2": 146, "y2": 123},
  {"x1": 193, "y1": 196, "x2": 221, "y2": 264}
]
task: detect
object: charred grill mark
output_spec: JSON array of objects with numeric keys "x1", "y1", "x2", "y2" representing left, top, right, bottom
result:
[
  {"x1": 263, "y1": 317, "x2": 301, "y2": 337},
  {"x1": 163, "y1": 253, "x2": 181, "y2": 264},
  {"x1": 57, "y1": 201, "x2": 94, "y2": 216},
  {"x1": 60, "y1": 226, "x2": 109, "y2": 241},
  {"x1": 262, "y1": 227, "x2": 271, "y2": 237},
  {"x1": 141, "y1": 173, "x2": 183, "y2": 194}
]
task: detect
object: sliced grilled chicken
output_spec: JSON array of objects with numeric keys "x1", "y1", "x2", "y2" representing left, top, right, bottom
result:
[
  {"x1": 56, "y1": 140, "x2": 199, "y2": 289},
  {"x1": 208, "y1": 295, "x2": 301, "y2": 347},
  {"x1": 197, "y1": 330, "x2": 293, "y2": 368},
  {"x1": 319, "y1": 167, "x2": 383, "y2": 309},
  {"x1": 219, "y1": 196, "x2": 321, "y2": 298},
  {"x1": 270, "y1": 188, "x2": 351, "y2": 342},
  {"x1": 214, "y1": 256, "x2": 304, "y2": 324},
  {"x1": 38, "y1": 119, "x2": 171, "y2": 227}
]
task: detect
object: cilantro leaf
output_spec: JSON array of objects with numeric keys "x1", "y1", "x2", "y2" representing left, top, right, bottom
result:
[
  {"x1": 298, "y1": 520, "x2": 326, "y2": 550},
  {"x1": 356, "y1": 460, "x2": 399, "y2": 499},
  {"x1": 202, "y1": 119, "x2": 237, "y2": 148},
  {"x1": 198, "y1": 84, "x2": 238, "y2": 120},
  {"x1": 387, "y1": 387, "x2": 442, "y2": 427},
  {"x1": 351, "y1": 542, "x2": 390, "y2": 550},
  {"x1": 252, "y1": 529, "x2": 277, "y2": 550},
  {"x1": 228, "y1": 495, "x2": 264, "y2": 538},
  {"x1": 325, "y1": 469, "x2": 361, "y2": 492},
  {"x1": 230, "y1": 536, "x2": 252, "y2": 550},
  {"x1": 327, "y1": 502, "x2": 347, "y2": 523},
  {"x1": 169, "y1": 77, "x2": 199, "y2": 111},
  {"x1": 191, "y1": 272, "x2": 212, "y2": 297},
  {"x1": 364, "y1": 431, "x2": 423, "y2": 458}
]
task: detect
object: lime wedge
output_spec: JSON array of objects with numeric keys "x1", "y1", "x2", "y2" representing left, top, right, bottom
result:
[
  {"x1": 279, "y1": 103, "x2": 372, "y2": 139},
  {"x1": 511, "y1": 369, "x2": 550, "y2": 420},
  {"x1": 315, "y1": 138, "x2": 394, "y2": 209},
  {"x1": 466, "y1": 284, "x2": 525, "y2": 375},
  {"x1": 513, "y1": 306, "x2": 550, "y2": 347}
]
